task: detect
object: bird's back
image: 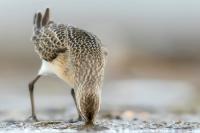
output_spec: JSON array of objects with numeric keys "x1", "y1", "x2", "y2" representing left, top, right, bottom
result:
[
  {"x1": 66, "y1": 25, "x2": 105, "y2": 88},
  {"x1": 32, "y1": 22, "x2": 105, "y2": 77}
]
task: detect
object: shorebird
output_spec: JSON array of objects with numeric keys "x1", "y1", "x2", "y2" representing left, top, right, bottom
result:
[{"x1": 28, "y1": 8, "x2": 107, "y2": 126}]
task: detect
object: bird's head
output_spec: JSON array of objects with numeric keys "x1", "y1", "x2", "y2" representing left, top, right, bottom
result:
[{"x1": 76, "y1": 86, "x2": 101, "y2": 125}]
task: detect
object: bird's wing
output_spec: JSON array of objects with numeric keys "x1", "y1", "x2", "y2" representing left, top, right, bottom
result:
[
  {"x1": 33, "y1": 23, "x2": 68, "y2": 61},
  {"x1": 32, "y1": 8, "x2": 68, "y2": 61}
]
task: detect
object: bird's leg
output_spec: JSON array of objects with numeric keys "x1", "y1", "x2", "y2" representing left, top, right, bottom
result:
[
  {"x1": 69, "y1": 88, "x2": 82, "y2": 123},
  {"x1": 26, "y1": 75, "x2": 41, "y2": 122}
]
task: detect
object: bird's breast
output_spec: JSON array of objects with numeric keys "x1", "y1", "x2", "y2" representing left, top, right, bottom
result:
[{"x1": 49, "y1": 53, "x2": 75, "y2": 87}]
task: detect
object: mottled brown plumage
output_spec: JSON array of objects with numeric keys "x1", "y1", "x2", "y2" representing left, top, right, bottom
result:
[{"x1": 29, "y1": 8, "x2": 107, "y2": 125}]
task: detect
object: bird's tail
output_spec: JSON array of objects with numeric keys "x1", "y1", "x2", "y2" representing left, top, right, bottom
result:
[{"x1": 33, "y1": 8, "x2": 50, "y2": 32}]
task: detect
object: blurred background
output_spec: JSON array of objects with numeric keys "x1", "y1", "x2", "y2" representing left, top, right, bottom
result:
[{"x1": 1, "y1": 0, "x2": 200, "y2": 120}]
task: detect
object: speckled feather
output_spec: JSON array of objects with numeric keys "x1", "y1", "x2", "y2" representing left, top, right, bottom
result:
[{"x1": 31, "y1": 8, "x2": 107, "y2": 124}]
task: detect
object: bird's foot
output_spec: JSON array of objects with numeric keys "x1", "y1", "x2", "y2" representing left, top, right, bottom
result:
[
  {"x1": 68, "y1": 116, "x2": 82, "y2": 123},
  {"x1": 25, "y1": 115, "x2": 39, "y2": 122}
]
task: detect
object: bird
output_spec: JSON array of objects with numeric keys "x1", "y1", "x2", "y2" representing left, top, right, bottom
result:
[{"x1": 27, "y1": 8, "x2": 107, "y2": 126}]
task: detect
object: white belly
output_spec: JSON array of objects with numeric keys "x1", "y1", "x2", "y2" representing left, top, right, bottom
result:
[
  {"x1": 38, "y1": 57, "x2": 74, "y2": 88},
  {"x1": 38, "y1": 60, "x2": 55, "y2": 76}
]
